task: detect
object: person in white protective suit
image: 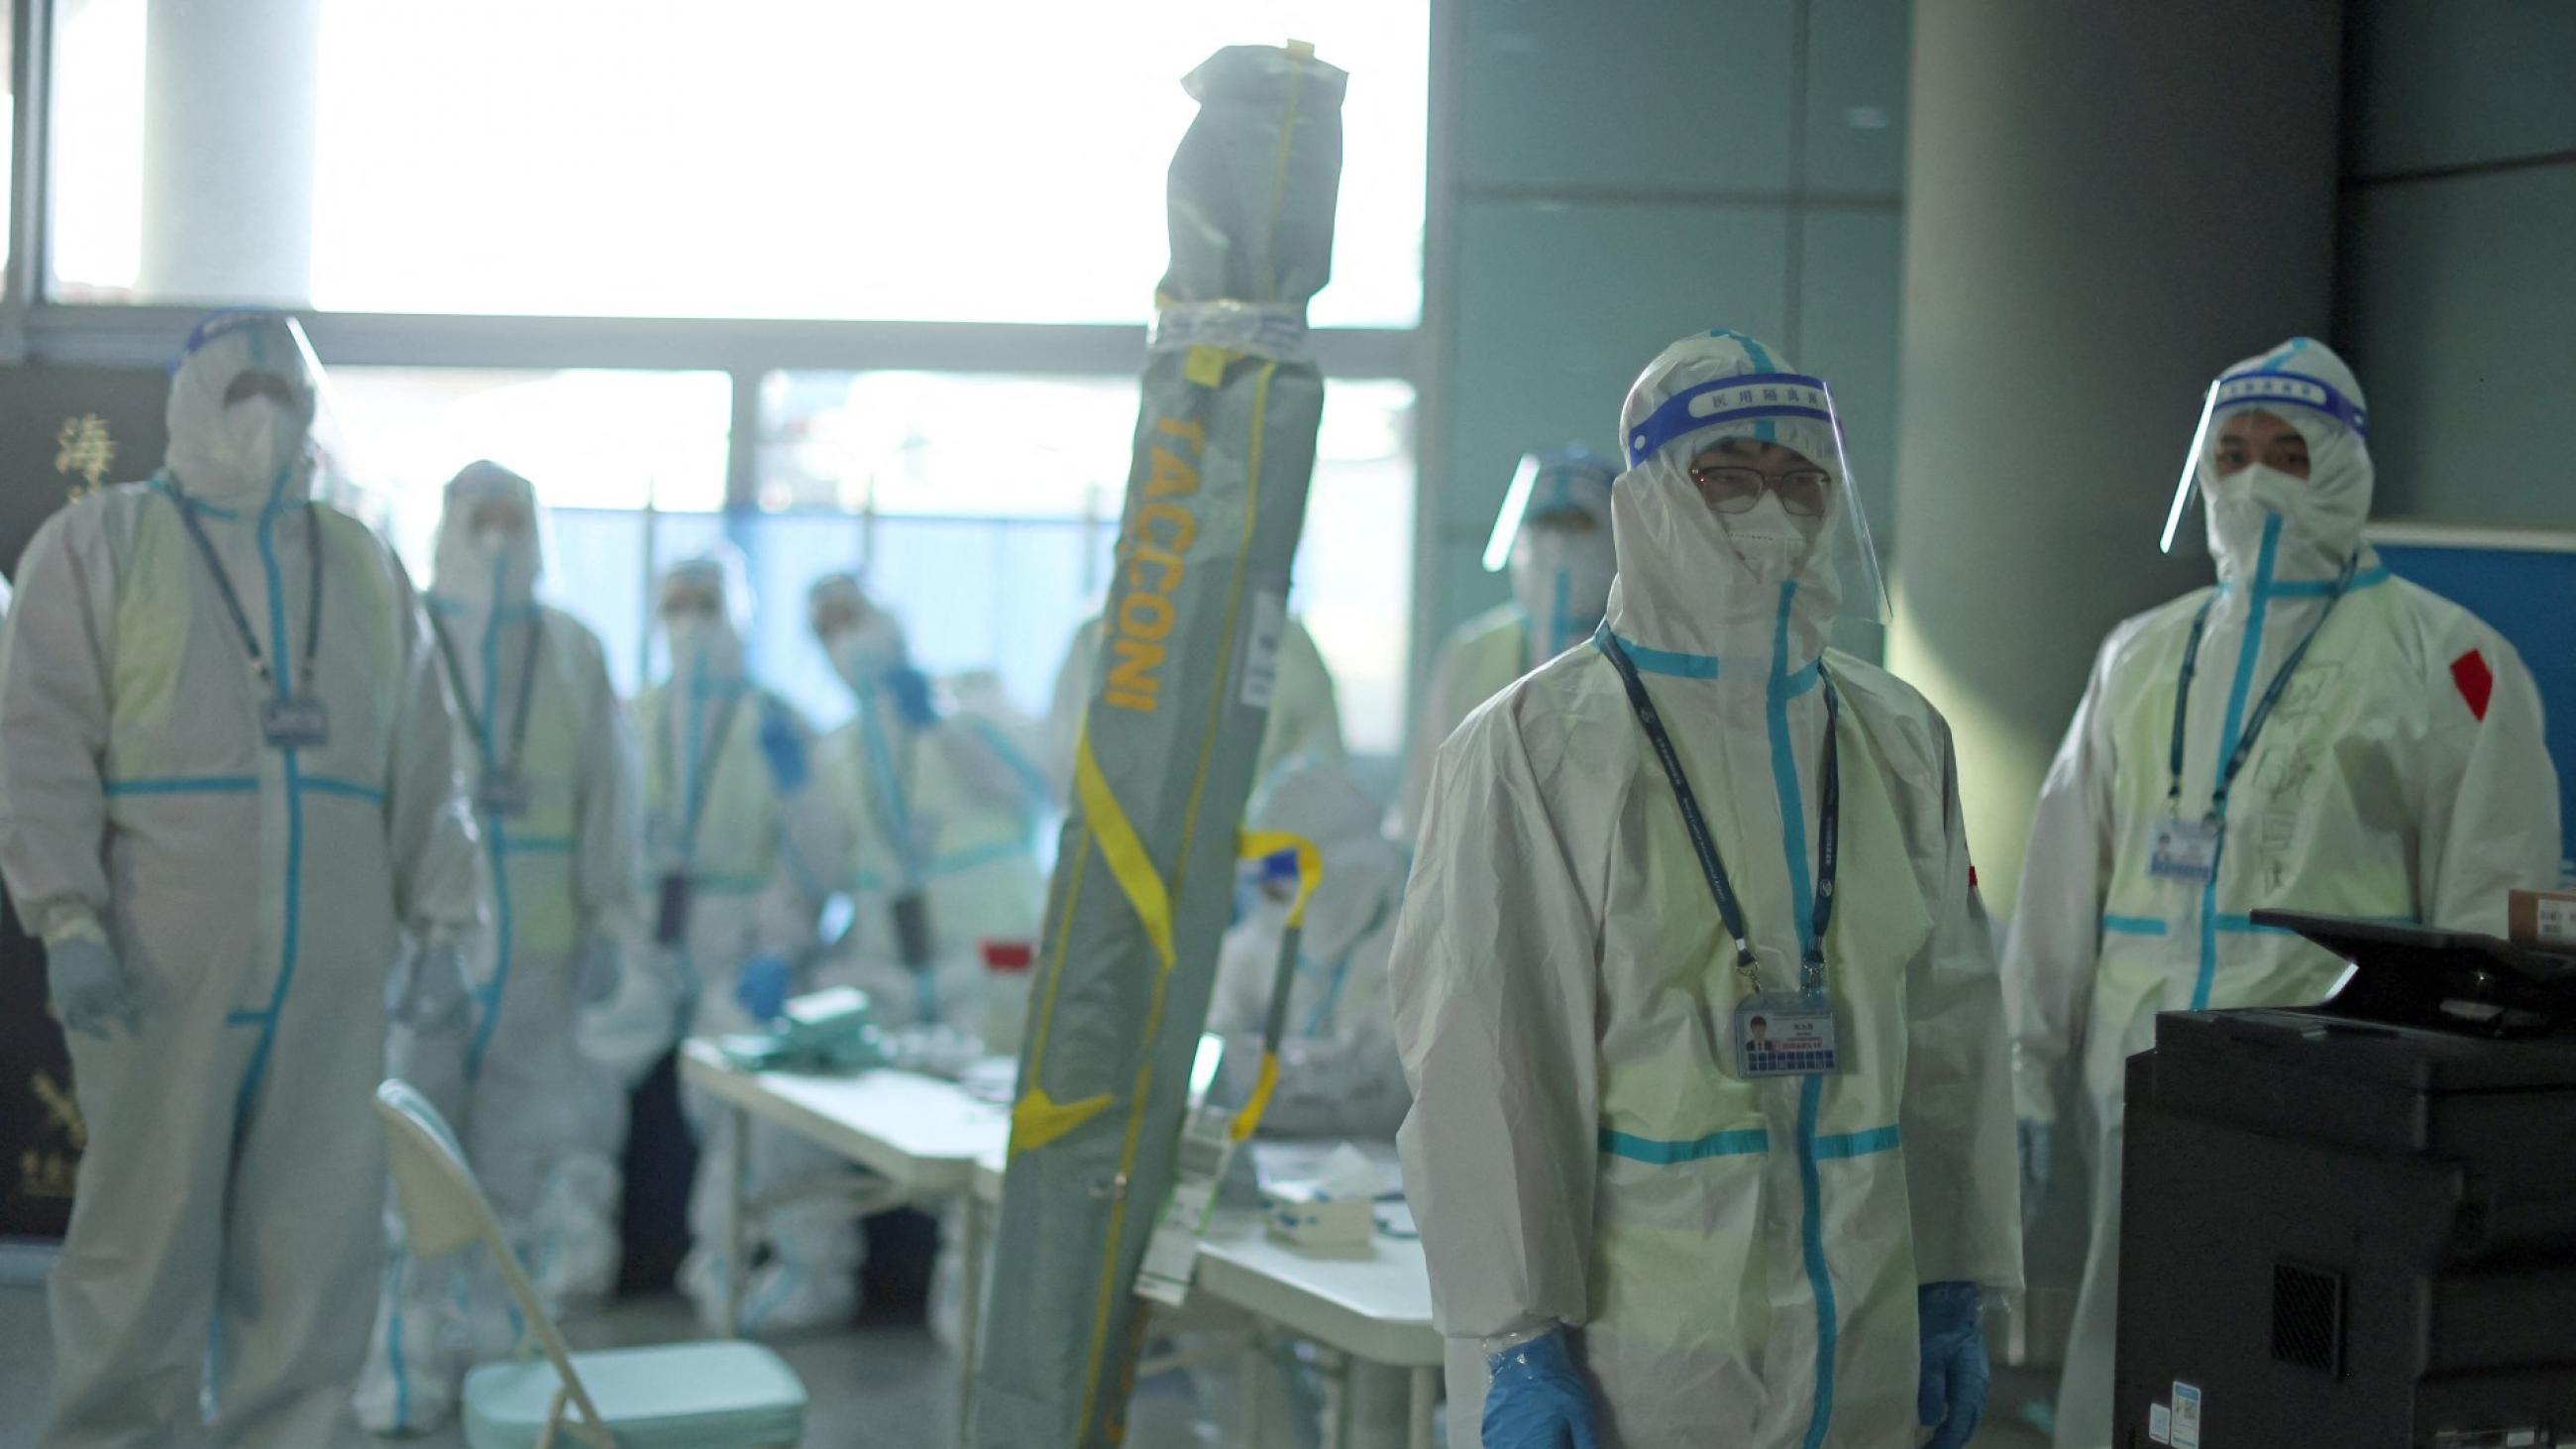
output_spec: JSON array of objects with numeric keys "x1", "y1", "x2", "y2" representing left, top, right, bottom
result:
[
  {"x1": 1213, "y1": 753, "x2": 1412, "y2": 1142},
  {"x1": 0, "y1": 308, "x2": 487, "y2": 1448},
  {"x1": 354, "y1": 461, "x2": 646, "y2": 1434},
  {"x1": 1043, "y1": 606, "x2": 1344, "y2": 803},
  {"x1": 641, "y1": 554, "x2": 855, "y2": 1335},
  {"x1": 2004, "y1": 337, "x2": 2560, "y2": 1449},
  {"x1": 1392, "y1": 329, "x2": 2019, "y2": 1449},
  {"x1": 1195, "y1": 752, "x2": 1415, "y2": 1447},
  {"x1": 1398, "y1": 445, "x2": 1619, "y2": 838},
  {"x1": 806, "y1": 572, "x2": 1048, "y2": 1033}
]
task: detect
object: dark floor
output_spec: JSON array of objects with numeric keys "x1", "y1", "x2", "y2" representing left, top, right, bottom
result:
[
  {"x1": 0, "y1": 1274, "x2": 2059, "y2": 1448},
  {"x1": 0, "y1": 1283, "x2": 954, "y2": 1449}
]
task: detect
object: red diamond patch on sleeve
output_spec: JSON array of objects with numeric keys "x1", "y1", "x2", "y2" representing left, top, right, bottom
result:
[
  {"x1": 2450, "y1": 649, "x2": 2494, "y2": 722},
  {"x1": 1969, "y1": 865, "x2": 1980, "y2": 891}
]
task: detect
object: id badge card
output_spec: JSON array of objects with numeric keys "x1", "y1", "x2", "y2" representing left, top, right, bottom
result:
[
  {"x1": 2147, "y1": 816, "x2": 2222, "y2": 884},
  {"x1": 891, "y1": 891, "x2": 933, "y2": 970},
  {"x1": 1732, "y1": 991, "x2": 1843, "y2": 1078},
  {"x1": 654, "y1": 871, "x2": 694, "y2": 947},
  {"x1": 261, "y1": 695, "x2": 330, "y2": 750},
  {"x1": 476, "y1": 766, "x2": 529, "y2": 817}
]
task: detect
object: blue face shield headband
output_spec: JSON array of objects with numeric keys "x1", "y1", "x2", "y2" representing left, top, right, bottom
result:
[
  {"x1": 2159, "y1": 367, "x2": 2369, "y2": 553},
  {"x1": 2210, "y1": 368, "x2": 2368, "y2": 436},
  {"x1": 1625, "y1": 373, "x2": 1839, "y2": 471}
]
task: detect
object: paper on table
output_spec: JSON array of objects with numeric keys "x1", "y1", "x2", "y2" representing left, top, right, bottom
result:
[{"x1": 1249, "y1": 1139, "x2": 1405, "y2": 1199}]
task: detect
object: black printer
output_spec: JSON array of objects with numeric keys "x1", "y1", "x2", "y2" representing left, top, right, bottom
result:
[{"x1": 2117, "y1": 912, "x2": 2576, "y2": 1448}]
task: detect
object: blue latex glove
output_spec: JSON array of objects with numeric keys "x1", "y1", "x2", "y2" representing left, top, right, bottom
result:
[
  {"x1": 1482, "y1": 1326, "x2": 1601, "y2": 1449},
  {"x1": 1918, "y1": 1282, "x2": 1988, "y2": 1449},
  {"x1": 395, "y1": 939, "x2": 473, "y2": 1034},
  {"x1": 734, "y1": 952, "x2": 791, "y2": 1024},
  {"x1": 884, "y1": 667, "x2": 939, "y2": 728},
  {"x1": 575, "y1": 932, "x2": 622, "y2": 1005},
  {"x1": 2018, "y1": 1118, "x2": 2054, "y2": 1226},
  {"x1": 47, "y1": 936, "x2": 142, "y2": 1042}
]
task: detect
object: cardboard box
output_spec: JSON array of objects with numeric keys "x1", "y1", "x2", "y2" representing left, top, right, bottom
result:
[
  {"x1": 1265, "y1": 1185, "x2": 1376, "y2": 1258},
  {"x1": 2508, "y1": 888, "x2": 2576, "y2": 949}
]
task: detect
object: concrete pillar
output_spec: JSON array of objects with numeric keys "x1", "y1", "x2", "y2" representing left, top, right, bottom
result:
[
  {"x1": 1886, "y1": 1, "x2": 2343, "y2": 918},
  {"x1": 138, "y1": 0, "x2": 321, "y2": 305}
]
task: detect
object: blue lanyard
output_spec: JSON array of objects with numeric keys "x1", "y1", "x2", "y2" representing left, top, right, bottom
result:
[
  {"x1": 430, "y1": 613, "x2": 546, "y2": 776},
  {"x1": 167, "y1": 482, "x2": 323, "y2": 696},
  {"x1": 1592, "y1": 622, "x2": 1841, "y2": 995},
  {"x1": 2168, "y1": 550, "x2": 2358, "y2": 821},
  {"x1": 1297, "y1": 894, "x2": 1394, "y2": 1038},
  {"x1": 658, "y1": 689, "x2": 744, "y2": 859}
]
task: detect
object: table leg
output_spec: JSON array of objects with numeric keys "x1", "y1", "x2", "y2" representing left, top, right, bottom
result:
[
  {"x1": 726, "y1": 1101, "x2": 750, "y2": 1338},
  {"x1": 1239, "y1": 1331, "x2": 1269, "y2": 1449},
  {"x1": 1406, "y1": 1365, "x2": 1438, "y2": 1449},
  {"x1": 1331, "y1": 1349, "x2": 1354, "y2": 1449},
  {"x1": 956, "y1": 1192, "x2": 990, "y2": 1449}
]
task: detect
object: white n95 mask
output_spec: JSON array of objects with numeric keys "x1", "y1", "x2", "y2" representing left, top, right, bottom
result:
[
  {"x1": 215, "y1": 397, "x2": 306, "y2": 496},
  {"x1": 1716, "y1": 492, "x2": 1824, "y2": 584}
]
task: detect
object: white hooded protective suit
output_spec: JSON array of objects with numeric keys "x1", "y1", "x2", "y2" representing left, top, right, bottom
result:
[
  {"x1": 356, "y1": 461, "x2": 645, "y2": 1432},
  {"x1": 1044, "y1": 608, "x2": 1345, "y2": 802},
  {"x1": 2004, "y1": 338, "x2": 2559, "y2": 1449},
  {"x1": 0, "y1": 309, "x2": 486, "y2": 1447},
  {"x1": 807, "y1": 572, "x2": 1048, "y2": 1033},
  {"x1": 1400, "y1": 447, "x2": 1619, "y2": 839},
  {"x1": 1393, "y1": 329, "x2": 2019, "y2": 1448},
  {"x1": 642, "y1": 554, "x2": 857, "y2": 1335},
  {"x1": 1212, "y1": 753, "x2": 1411, "y2": 1141}
]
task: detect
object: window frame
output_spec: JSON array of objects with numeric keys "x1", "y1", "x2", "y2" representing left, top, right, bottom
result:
[{"x1": 0, "y1": 0, "x2": 1461, "y2": 754}]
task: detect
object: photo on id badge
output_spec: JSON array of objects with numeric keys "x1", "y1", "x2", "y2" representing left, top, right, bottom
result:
[
  {"x1": 2149, "y1": 815, "x2": 2221, "y2": 885},
  {"x1": 262, "y1": 695, "x2": 330, "y2": 749},
  {"x1": 1733, "y1": 993, "x2": 1840, "y2": 1078}
]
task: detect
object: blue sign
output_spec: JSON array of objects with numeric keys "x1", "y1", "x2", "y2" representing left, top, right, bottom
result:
[{"x1": 2374, "y1": 528, "x2": 2576, "y2": 882}]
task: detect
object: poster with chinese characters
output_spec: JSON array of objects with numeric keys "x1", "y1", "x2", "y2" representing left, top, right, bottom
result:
[{"x1": 0, "y1": 364, "x2": 169, "y2": 1242}]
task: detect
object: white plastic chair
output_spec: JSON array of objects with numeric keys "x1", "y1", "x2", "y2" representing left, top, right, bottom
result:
[{"x1": 375, "y1": 1079, "x2": 809, "y2": 1449}]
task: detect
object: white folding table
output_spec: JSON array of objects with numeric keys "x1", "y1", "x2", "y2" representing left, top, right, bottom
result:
[
  {"x1": 966, "y1": 1156, "x2": 1447, "y2": 1449},
  {"x1": 677, "y1": 1037, "x2": 1011, "y2": 1436}
]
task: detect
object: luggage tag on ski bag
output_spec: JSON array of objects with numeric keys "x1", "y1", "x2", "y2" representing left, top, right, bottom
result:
[
  {"x1": 2148, "y1": 816, "x2": 2221, "y2": 884},
  {"x1": 261, "y1": 696, "x2": 330, "y2": 749},
  {"x1": 1135, "y1": 1102, "x2": 1237, "y2": 1307},
  {"x1": 1732, "y1": 992, "x2": 1844, "y2": 1079}
]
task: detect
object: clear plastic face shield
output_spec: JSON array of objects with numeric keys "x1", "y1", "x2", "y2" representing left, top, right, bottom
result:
[
  {"x1": 657, "y1": 565, "x2": 734, "y2": 630},
  {"x1": 166, "y1": 309, "x2": 351, "y2": 502},
  {"x1": 805, "y1": 570, "x2": 909, "y2": 689},
  {"x1": 432, "y1": 461, "x2": 555, "y2": 603},
  {"x1": 2159, "y1": 366, "x2": 2369, "y2": 553},
  {"x1": 806, "y1": 574, "x2": 868, "y2": 640},
  {"x1": 1623, "y1": 365, "x2": 1889, "y2": 622},
  {"x1": 655, "y1": 551, "x2": 753, "y2": 681},
  {"x1": 1483, "y1": 447, "x2": 1619, "y2": 658}
]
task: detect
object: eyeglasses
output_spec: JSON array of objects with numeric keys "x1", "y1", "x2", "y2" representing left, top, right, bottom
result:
[{"x1": 1687, "y1": 464, "x2": 1832, "y2": 516}]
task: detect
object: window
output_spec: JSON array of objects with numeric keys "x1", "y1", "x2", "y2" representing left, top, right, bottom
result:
[
  {"x1": 329, "y1": 367, "x2": 733, "y2": 694},
  {"x1": 759, "y1": 371, "x2": 1414, "y2": 751},
  {"x1": 323, "y1": 364, "x2": 1411, "y2": 754},
  {"x1": 30, "y1": 1, "x2": 1427, "y2": 760},
  {"x1": 47, "y1": 0, "x2": 1427, "y2": 327}
]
